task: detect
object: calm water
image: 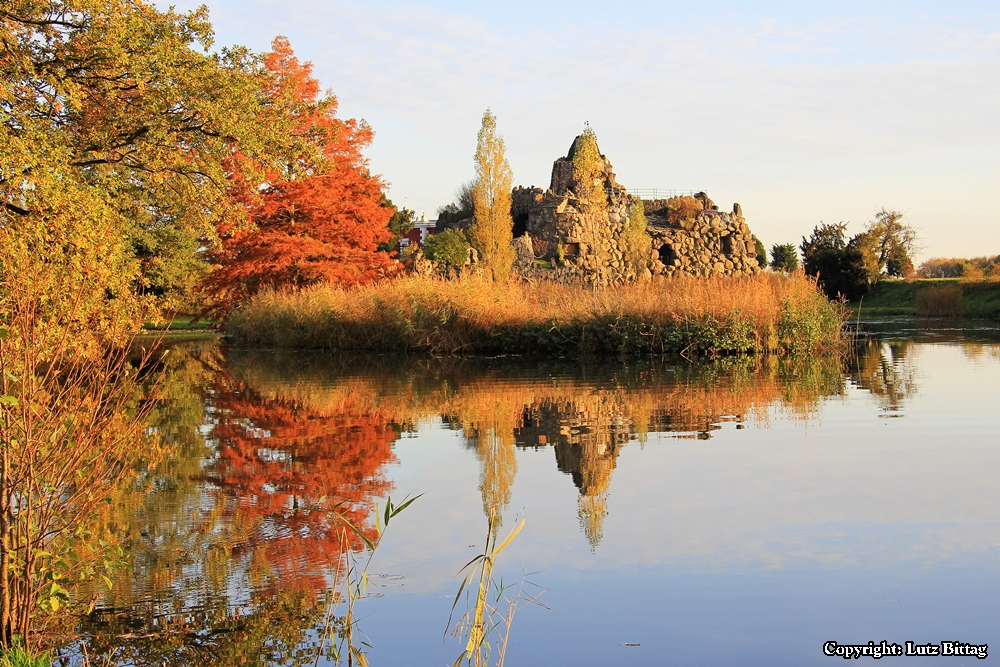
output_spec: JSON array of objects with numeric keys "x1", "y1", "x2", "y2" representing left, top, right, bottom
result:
[{"x1": 72, "y1": 322, "x2": 1000, "y2": 666}]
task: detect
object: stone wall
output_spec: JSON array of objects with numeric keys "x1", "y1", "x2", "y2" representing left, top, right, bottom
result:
[
  {"x1": 410, "y1": 247, "x2": 481, "y2": 280},
  {"x1": 510, "y1": 135, "x2": 760, "y2": 283},
  {"x1": 643, "y1": 200, "x2": 760, "y2": 278}
]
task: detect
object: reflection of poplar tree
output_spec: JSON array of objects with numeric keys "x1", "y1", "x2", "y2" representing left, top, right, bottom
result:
[
  {"x1": 463, "y1": 393, "x2": 520, "y2": 528},
  {"x1": 476, "y1": 431, "x2": 518, "y2": 529},
  {"x1": 576, "y1": 441, "x2": 616, "y2": 550}
]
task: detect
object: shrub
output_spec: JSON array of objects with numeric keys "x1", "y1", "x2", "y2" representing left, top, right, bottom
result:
[
  {"x1": 916, "y1": 285, "x2": 964, "y2": 317},
  {"x1": 754, "y1": 236, "x2": 768, "y2": 268},
  {"x1": 958, "y1": 264, "x2": 986, "y2": 283},
  {"x1": 665, "y1": 196, "x2": 703, "y2": 224},
  {"x1": 623, "y1": 200, "x2": 650, "y2": 271},
  {"x1": 423, "y1": 229, "x2": 471, "y2": 267},
  {"x1": 530, "y1": 235, "x2": 550, "y2": 258}
]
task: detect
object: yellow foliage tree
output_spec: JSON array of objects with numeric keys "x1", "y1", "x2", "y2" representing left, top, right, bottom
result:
[
  {"x1": 571, "y1": 125, "x2": 609, "y2": 283},
  {"x1": 469, "y1": 109, "x2": 516, "y2": 282},
  {"x1": 622, "y1": 199, "x2": 650, "y2": 278},
  {"x1": 570, "y1": 126, "x2": 607, "y2": 211}
]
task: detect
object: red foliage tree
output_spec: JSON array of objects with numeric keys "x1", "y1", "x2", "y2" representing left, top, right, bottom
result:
[
  {"x1": 204, "y1": 375, "x2": 398, "y2": 584},
  {"x1": 203, "y1": 37, "x2": 399, "y2": 318}
]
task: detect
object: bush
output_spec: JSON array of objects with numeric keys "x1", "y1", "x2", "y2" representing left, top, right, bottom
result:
[
  {"x1": 623, "y1": 200, "x2": 650, "y2": 271},
  {"x1": 754, "y1": 236, "x2": 768, "y2": 268},
  {"x1": 423, "y1": 229, "x2": 471, "y2": 267},
  {"x1": 916, "y1": 285, "x2": 964, "y2": 317},
  {"x1": 665, "y1": 196, "x2": 703, "y2": 224}
]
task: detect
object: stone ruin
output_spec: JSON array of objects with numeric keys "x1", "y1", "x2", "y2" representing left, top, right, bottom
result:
[{"x1": 510, "y1": 135, "x2": 761, "y2": 283}]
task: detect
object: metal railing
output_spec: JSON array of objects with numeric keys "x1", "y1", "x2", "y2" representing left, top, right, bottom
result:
[{"x1": 626, "y1": 189, "x2": 698, "y2": 200}]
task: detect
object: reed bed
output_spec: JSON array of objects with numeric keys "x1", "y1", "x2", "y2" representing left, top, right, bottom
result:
[
  {"x1": 226, "y1": 272, "x2": 843, "y2": 355},
  {"x1": 915, "y1": 284, "x2": 965, "y2": 317}
]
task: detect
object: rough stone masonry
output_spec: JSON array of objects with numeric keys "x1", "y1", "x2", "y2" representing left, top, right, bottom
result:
[{"x1": 510, "y1": 135, "x2": 760, "y2": 283}]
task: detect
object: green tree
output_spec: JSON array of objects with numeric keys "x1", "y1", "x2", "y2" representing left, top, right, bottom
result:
[
  {"x1": 436, "y1": 181, "x2": 476, "y2": 231},
  {"x1": 378, "y1": 201, "x2": 415, "y2": 253},
  {"x1": 850, "y1": 208, "x2": 918, "y2": 284},
  {"x1": 424, "y1": 229, "x2": 472, "y2": 267},
  {"x1": 753, "y1": 236, "x2": 769, "y2": 268},
  {"x1": 1, "y1": 0, "x2": 298, "y2": 319},
  {"x1": 469, "y1": 109, "x2": 515, "y2": 281},
  {"x1": 770, "y1": 243, "x2": 799, "y2": 272},
  {"x1": 800, "y1": 223, "x2": 868, "y2": 301}
]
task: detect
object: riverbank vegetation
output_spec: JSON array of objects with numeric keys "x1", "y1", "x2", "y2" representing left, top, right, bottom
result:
[
  {"x1": 226, "y1": 272, "x2": 843, "y2": 355},
  {"x1": 850, "y1": 279, "x2": 1000, "y2": 318}
]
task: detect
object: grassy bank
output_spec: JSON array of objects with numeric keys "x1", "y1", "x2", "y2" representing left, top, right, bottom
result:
[
  {"x1": 851, "y1": 279, "x2": 1000, "y2": 318},
  {"x1": 142, "y1": 312, "x2": 218, "y2": 333},
  {"x1": 226, "y1": 273, "x2": 842, "y2": 355}
]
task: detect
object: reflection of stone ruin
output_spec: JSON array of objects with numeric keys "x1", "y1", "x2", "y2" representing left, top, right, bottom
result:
[
  {"x1": 515, "y1": 399, "x2": 631, "y2": 549},
  {"x1": 511, "y1": 394, "x2": 752, "y2": 547},
  {"x1": 510, "y1": 135, "x2": 761, "y2": 283}
]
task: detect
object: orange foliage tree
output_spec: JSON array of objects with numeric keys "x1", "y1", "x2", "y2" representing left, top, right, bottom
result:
[
  {"x1": 204, "y1": 375, "x2": 398, "y2": 584},
  {"x1": 202, "y1": 38, "x2": 399, "y2": 319}
]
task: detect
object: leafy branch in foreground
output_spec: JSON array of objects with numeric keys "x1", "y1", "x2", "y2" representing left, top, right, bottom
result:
[
  {"x1": 0, "y1": 274, "x2": 164, "y2": 652},
  {"x1": 447, "y1": 510, "x2": 548, "y2": 667},
  {"x1": 314, "y1": 494, "x2": 420, "y2": 667}
]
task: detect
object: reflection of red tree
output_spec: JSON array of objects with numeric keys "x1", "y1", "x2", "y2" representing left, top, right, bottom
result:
[{"x1": 205, "y1": 381, "x2": 397, "y2": 584}]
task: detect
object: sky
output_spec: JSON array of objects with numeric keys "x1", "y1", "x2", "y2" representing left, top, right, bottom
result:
[{"x1": 159, "y1": 0, "x2": 1000, "y2": 261}]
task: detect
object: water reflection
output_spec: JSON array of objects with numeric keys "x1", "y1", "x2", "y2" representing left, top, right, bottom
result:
[
  {"x1": 847, "y1": 341, "x2": 920, "y2": 415},
  {"x1": 68, "y1": 336, "x2": 983, "y2": 665},
  {"x1": 70, "y1": 344, "x2": 338, "y2": 666},
  {"x1": 223, "y1": 350, "x2": 845, "y2": 546}
]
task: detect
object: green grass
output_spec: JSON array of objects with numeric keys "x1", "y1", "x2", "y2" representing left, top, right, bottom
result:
[
  {"x1": 850, "y1": 279, "x2": 1000, "y2": 318},
  {"x1": 142, "y1": 311, "x2": 217, "y2": 332},
  {"x1": 0, "y1": 641, "x2": 50, "y2": 667}
]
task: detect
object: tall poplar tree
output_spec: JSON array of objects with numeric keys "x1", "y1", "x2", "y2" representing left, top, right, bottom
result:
[{"x1": 469, "y1": 109, "x2": 515, "y2": 281}]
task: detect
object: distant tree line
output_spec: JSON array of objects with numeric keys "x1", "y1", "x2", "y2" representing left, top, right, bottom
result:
[{"x1": 916, "y1": 256, "x2": 1000, "y2": 281}]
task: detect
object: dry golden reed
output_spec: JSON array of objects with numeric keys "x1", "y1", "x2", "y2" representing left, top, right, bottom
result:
[
  {"x1": 226, "y1": 272, "x2": 842, "y2": 355},
  {"x1": 916, "y1": 285, "x2": 964, "y2": 317}
]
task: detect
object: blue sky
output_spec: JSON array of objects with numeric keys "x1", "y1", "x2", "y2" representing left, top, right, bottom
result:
[{"x1": 162, "y1": 0, "x2": 1000, "y2": 260}]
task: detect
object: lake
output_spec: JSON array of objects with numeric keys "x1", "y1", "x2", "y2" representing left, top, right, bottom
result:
[{"x1": 72, "y1": 321, "x2": 1000, "y2": 666}]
